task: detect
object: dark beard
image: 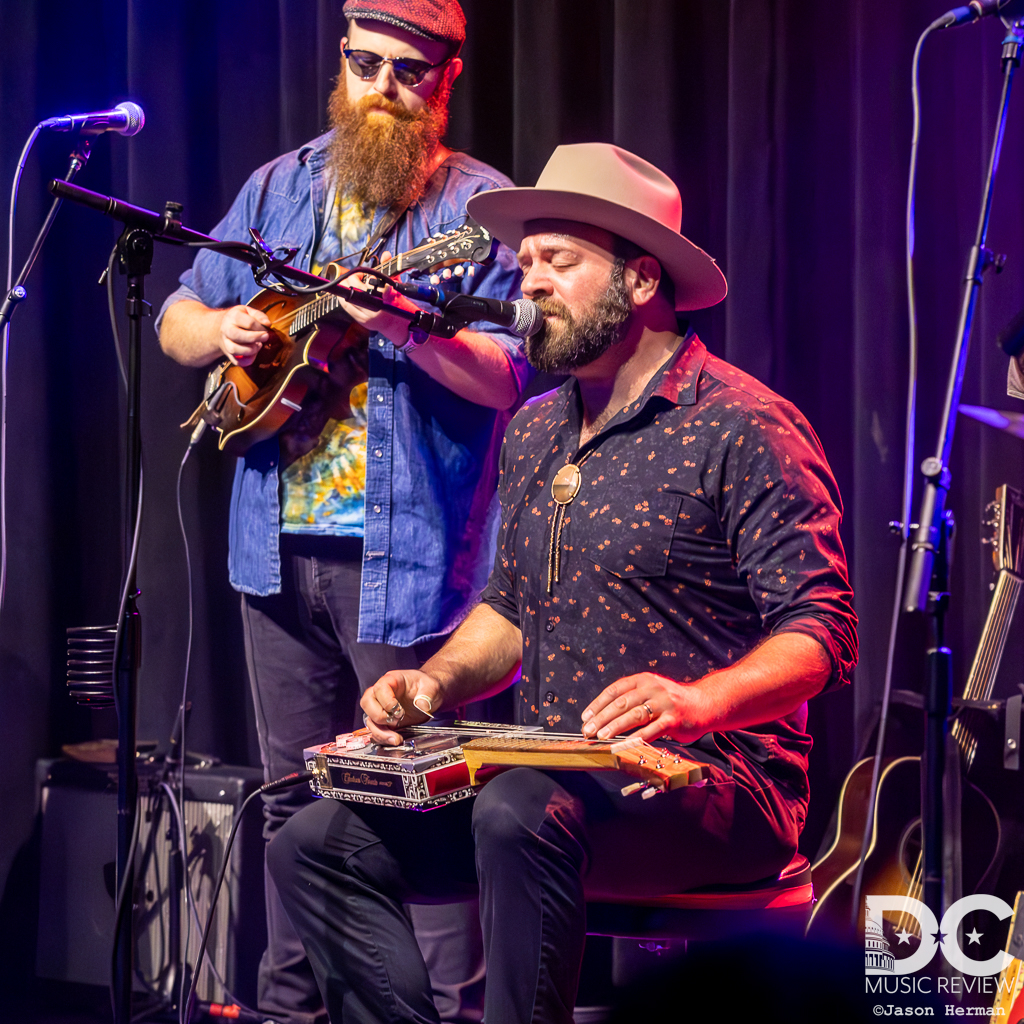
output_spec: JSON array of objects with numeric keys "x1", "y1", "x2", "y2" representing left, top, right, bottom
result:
[
  {"x1": 326, "y1": 65, "x2": 451, "y2": 209},
  {"x1": 525, "y1": 260, "x2": 633, "y2": 373}
]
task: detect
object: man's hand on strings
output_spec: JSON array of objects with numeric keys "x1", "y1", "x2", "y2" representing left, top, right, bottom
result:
[
  {"x1": 217, "y1": 304, "x2": 271, "y2": 366},
  {"x1": 360, "y1": 668, "x2": 443, "y2": 746},
  {"x1": 338, "y1": 252, "x2": 424, "y2": 347}
]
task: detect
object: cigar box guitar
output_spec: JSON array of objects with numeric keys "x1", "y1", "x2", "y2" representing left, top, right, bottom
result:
[{"x1": 303, "y1": 723, "x2": 710, "y2": 811}]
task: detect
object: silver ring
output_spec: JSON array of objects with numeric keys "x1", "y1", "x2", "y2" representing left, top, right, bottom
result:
[{"x1": 641, "y1": 702, "x2": 654, "y2": 722}]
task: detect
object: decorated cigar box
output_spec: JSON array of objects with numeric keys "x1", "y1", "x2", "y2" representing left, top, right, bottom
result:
[{"x1": 303, "y1": 722, "x2": 542, "y2": 811}]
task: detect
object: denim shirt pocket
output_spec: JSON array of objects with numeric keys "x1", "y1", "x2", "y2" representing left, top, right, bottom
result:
[{"x1": 589, "y1": 492, "x2": 683, "y2": 579}]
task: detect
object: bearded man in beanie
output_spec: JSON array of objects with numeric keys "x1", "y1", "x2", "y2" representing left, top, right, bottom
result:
[
  {"x1": 157, "y1": 2, "x2": 527, "y2": 1021},
  {"x1": 267, "y1": 144, "x2": 858, "y2": 1023}
]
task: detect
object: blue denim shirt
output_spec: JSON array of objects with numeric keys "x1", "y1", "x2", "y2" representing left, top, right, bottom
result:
[{"x1": 157, "y1": 132, "x2": 528, "y2": 645}]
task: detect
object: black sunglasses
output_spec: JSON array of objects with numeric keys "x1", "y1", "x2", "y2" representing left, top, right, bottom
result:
[{"x1": 343, "y1": 48, "x2": 448, "y2": 87}]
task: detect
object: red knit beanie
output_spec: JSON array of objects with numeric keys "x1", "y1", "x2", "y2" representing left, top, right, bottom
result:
[{"x1": 343, "y1": 0, "x2": 466, "y2": 56}]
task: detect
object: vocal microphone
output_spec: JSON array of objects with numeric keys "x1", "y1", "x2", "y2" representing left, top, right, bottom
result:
[
  {"x1": 41, "y1": 101, "x2": 145, "y2": 137},
  {"x1": 386, "y1": 279, "x2": 543, "y2": 338},
  {"x1": 940, "y1": 0, "x2": 1024, "y2": 26}
]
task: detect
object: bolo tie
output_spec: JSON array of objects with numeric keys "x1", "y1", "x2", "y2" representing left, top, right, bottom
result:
[{"x1": 547, "y1": 452, "x2": 595, "y2": 594}]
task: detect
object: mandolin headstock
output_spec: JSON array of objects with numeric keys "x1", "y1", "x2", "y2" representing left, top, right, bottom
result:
[{"x1": 382, "y1": 219, "x2": 498, "y2": 279}]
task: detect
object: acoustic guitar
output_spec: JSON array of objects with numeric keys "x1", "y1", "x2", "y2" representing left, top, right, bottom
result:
[
  {"x1": 807, "y1": 485, "x2": 1024, "y2": 939},
  {"x1": 182, "y1": 220, "x2": 497, "y2": 455}
]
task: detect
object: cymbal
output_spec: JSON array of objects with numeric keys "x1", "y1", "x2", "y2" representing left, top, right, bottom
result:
[{"x1": 959, "y1": 404, "x2": 1024, "y2": 440}]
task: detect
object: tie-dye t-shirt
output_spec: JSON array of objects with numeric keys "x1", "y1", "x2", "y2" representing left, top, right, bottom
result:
[{"x1": 280, "y1": 186, "x2": 373, "y2": 536}]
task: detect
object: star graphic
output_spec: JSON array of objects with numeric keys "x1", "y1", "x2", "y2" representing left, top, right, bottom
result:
[
  {"x1": 933, "y1": 930, "x2": 946, "y2": 945},
  {"x1": 966, "y1": 928, "x2": 983, "y2": 945},
  {"x1": 895, "y1": 928, "x2": 913, "y2": 944}
]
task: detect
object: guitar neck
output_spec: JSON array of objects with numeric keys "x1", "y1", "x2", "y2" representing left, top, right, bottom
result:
[
  {"x1": 459, "y1": 734, "x2": 709, "y2": 792},
  {"x1": 954, "y1": 568, "x2": 1023, "y2": 770},
  {"x1": 273, "y1": 221, "x2": 493, "y2": 342},
  {"x1": 283, "y1": 252, "x2": 418, "y2": 339},
  {"x1": 288, "y1": 291, "x2": 348, "y2": 337}
]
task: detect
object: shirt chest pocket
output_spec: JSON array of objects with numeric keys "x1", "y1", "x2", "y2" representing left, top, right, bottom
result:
[{"x1": 580, "y1": 492, "x2": 683, "y2": 579}]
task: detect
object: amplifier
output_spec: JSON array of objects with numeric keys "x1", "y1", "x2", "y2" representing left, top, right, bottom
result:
[{"x1": 35, "y1": 758, "x2": 265, "y2": 1004}]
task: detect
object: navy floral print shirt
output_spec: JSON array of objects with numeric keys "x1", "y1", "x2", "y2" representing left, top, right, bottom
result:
[{"x1": 481, "y1": 333, "x2": 858, "y2": 798}]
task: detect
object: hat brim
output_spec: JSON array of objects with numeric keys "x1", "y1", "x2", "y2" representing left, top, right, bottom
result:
[{"x1": 466, "y1": 187, "x2": 727, "y2": 312}]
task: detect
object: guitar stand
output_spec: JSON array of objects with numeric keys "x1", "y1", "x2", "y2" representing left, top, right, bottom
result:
[{"x1": 889, "y1": 688, "x2": 1024, "y2": 771}]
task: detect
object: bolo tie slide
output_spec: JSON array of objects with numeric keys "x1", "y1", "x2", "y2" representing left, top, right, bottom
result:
[{"x1": 547, "y1": 461, "x2": 585, "y2": 594}]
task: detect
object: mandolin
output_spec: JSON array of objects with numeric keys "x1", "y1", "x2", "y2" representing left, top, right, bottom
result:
[
  {"x1": 807, "y1": 485, "x2": 1024, "y2": 940},
  {"x1": 182, "y1": 220, "x2": 496, "y2": 455}
]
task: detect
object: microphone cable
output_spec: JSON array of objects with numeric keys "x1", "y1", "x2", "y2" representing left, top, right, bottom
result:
[
  {"x1": 847, "y1": 13, "x2": 945, "y2": 933},
  {"x1": 1, "y1": 122, "x2": 43, "y2": 623}
]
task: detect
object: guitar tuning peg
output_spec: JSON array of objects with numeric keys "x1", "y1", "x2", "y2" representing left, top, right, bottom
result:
[
  {"x1": 429, "y1": 274, "x2": 440, "y2": 285},
  {"x1": 641, "y1": 785, "x2": 664, "y2": 800},
  {"x1": 466, "y1": 266, "x2": 475, "y2": 277},
  {"x1": 453, "y1": 265, "x2": 465, "y2": 277},
  {"x1": 442, "y1": 268, "x2": 453, "y2": 279},
  {"x1": 620, "y1": 782, "x2": 645, "y2": 797}
]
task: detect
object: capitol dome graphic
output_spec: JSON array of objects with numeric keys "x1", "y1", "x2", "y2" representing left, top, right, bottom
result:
[{"x1": 865, "y1": 915, "x2": 895, "y2": 974}]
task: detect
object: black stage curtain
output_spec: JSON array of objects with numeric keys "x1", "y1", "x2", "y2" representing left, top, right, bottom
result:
[{"x1": 2, "y1": 0, "x2": 1024, "y2": 918}]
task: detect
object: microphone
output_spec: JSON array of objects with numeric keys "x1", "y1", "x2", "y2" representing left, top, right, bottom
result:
[
  {"x1": 385, "y1": 279, "x2": 543, "y2": 338},
  {"x1": 444, "y1": 294, "x2": 543, "y2": 337},
  {"x1": 939, "y1": 0, "x2": 1024, "y2": 26},
  {"x1": 41, "y1": 101, "x2": 145, "y2": 137}
]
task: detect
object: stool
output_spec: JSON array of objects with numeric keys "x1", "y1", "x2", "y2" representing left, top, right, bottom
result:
[{"x1": 585, "y1": 852, "x2": 814, "y2": 943}]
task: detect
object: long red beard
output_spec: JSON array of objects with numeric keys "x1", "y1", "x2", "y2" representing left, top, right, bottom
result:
[{"x1": 326, "y1": 66, "x2": 451, "y2": 210}]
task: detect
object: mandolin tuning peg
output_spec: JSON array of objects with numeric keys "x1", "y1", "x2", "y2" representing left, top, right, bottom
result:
[
  {"x1": 466, "y1": 266, "x2": 475, "y2": 277},
  {"x1": 429, "y1": 274, "x2": 440, "y2": 285},
  {"x1": 620, "y1": 782, "x2": 645, "y2": 797},
  {"x1": 442, "y1": 268, "x2": 453, "y2": 279},
  {"x1": 640, "y1": 785, "x2": 664, "y2": 799},
  {"x1": 453, "y1": 265, "x2": 465, "y2": 277}
]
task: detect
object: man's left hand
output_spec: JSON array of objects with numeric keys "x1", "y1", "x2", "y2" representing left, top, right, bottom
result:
[
  {"x1": 337, "y1": 258, "x2": 422, "y2": 347},
  {"x1": 580, "y1": 673, "x2": 710, "y2": 745}
]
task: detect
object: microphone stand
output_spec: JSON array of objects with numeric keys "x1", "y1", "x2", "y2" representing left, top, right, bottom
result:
[
  {"x1": 903, "y1": 22, "x2": 1023, "y2": 922},
  {"x1": 47, "y1": 181, "x2": 460, "y2": 338}
]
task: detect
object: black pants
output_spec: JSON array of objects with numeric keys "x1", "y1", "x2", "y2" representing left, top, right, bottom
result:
[
  {"x1": 268, "y1": 760, "x2": 801, "y2": 1024},
  {"x1": 243, "y1": 536, "x2": 483, "y2": 1024}
]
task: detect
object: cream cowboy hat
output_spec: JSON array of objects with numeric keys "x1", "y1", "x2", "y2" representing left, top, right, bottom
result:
[{"x1": 466, "y1": 143, "x2": 728, "y2": 312}]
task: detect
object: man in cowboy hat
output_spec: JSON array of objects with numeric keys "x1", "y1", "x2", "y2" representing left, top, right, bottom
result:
[{"x1": 267, "y1": 144, "x2": 858, "y2": 1023}]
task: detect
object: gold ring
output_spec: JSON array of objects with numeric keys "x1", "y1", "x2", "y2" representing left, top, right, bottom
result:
[{"x1": 642, "y1": 703, "x2": 654, "y2": 722}]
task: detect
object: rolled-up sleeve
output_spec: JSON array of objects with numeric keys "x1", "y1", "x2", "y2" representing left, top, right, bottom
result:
[{"x1": 719, "y1": 399, "x2": 858, "y2": 691}]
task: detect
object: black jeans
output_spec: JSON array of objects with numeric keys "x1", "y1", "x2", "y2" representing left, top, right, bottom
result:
[
  {"x1": 268, "y1": 761, "x2": 800, "y2": 1024},
  {"x1": 243, "y1": 536, "x2": 483, "y2": 1024}
]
